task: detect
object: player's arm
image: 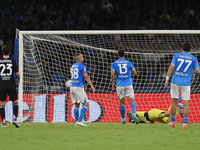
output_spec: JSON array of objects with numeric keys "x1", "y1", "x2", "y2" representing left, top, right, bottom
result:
[
  {"x1": 196, "y1": 69, "x2": 200, "y2": 75},
  {"x1": 165, "y1": 64, "x2": 175, "y2": 88},
  {"x1": 111, "y1": 70, "x2": 116, "y2": 90},
  {"x1": 194, "y1": 57, "x2": 200, "y2": 75},
  {"x1": 132, "y1": 69, "x2": 137, "y2": 76},
  {"x1": 83, "y1": 73, "x2": 95, "y2": 92},
  {"x1": 15, "y1": 72, "x2": 20, "y2": 84}
]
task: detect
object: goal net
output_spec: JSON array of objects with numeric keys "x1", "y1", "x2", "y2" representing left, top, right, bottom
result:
[{"x1": 16, "y1": 30, "x2": 200, "y2": 123}]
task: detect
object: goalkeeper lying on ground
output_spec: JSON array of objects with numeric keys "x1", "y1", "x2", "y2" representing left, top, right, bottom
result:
[{"x1": 127, "y1": 103, "x2": 184, "y2": 123}]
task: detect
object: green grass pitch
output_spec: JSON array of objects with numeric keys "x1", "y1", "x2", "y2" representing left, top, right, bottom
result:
[{"x1": 1, "y1": 123, "x2": 200, "y2": 150}]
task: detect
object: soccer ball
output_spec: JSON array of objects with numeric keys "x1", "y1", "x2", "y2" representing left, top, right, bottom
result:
[{"x1": 65, "y1": 80, "x2": 72, "y2": 88}]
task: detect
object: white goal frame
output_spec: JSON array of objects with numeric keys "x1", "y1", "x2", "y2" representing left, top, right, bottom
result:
[{"x1": 18, "y1": 30, "x2": 200, "y2": 122}]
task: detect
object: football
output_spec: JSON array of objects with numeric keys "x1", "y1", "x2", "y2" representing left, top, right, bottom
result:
[{"x1": 65, "y1": 80, "x2": 72, "y2": 88}]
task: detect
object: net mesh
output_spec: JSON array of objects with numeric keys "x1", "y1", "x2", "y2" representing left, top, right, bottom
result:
[{"x1": 20, "y1": 33, "x2": 200, "y2": 123}]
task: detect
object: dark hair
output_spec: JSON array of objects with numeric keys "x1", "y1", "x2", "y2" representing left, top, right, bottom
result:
[
  {"x1": 118, "y1": 50, "x2": 125, "y2": 57},
  {"x1": 1, "y1": 45, "x2": 11, "y2": 55},
  {"x1": 183, "y1": 42, "x2": 191, "y2": 52}
]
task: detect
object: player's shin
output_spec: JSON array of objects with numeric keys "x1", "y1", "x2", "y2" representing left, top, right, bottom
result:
[
  {"x1": 13, "y1": 103, "x2": 19, "y2": 121},
  {"x1": 74, "y1": 107, "x2": 79, "y2": 122},
  {"x1": 0, "y1": 106, "x2": 5, "y2": 122},
  {"x1": 183, "y1": 116, "x2": 189, "y2": 125},
  {"x1": 78, "y1": 106, "x2": 88, "y2": 122},
  {"x1": 119, "y1": 105, "x2": 125, "y2": 119},
  {"x1": 130, "y1": 102, "x2": 136, "y2": 115}
]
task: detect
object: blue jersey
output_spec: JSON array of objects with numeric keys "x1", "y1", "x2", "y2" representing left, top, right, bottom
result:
[
  {"x1": 111, "y1": 58, "x2": 135, "y2": 86},
  {"x1": 171, "y1": 52, "x2": 199, "y2": 86},
  {"x1": 70, "y1": 62, "x2": 87, "y2": 88}
]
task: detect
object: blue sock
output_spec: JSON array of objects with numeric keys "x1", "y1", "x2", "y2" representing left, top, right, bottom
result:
[
  {"x1": 183, "y1": 116, "x2": 189, "y2": 124},
  {"x1": 131, "y1": 102, "x2": 136, "y2": 114},
  {"x1": 78, "y1": 106, "x2": 88, "y2": 122},
  {"x1": 119, "y1": 105, "x2": 125, "y2": 119},
  {"x1": 170, "y1": 114, "x2": 176, "y2": 122},
  {"x1": 73, "y1": 107, "x2": 79, "y2": 122}
]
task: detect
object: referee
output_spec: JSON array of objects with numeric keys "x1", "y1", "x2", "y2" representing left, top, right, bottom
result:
[{"x1": 0, "y1": 45, "x2": 20, "y2": 128}]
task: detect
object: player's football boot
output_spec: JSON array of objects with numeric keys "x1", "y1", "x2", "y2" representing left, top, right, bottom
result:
[
  {"x1": 120, "y1": 118, "x2": 126, "y2": 124},
  {"x1": 181, "y1": 125, "x2": 187, "y2": 129},
  {"x1": 169, "y1": 122, "x2": 175, "y2": 128},
  {"x1": 132, "y1": 114, "x2": 139, "y2": 125},
  {"x1": 2, "y1": 122, "x2": 6, "y2": 128},
  {"x1": 13, "y1": 121, "x2": 20, "y2": 128},
  {"x1": 76, "y1": 121, "x2": 87, "y2": 127}
]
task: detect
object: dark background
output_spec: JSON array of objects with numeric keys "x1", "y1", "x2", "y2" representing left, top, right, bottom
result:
[{"x1": 0, "y1": 0, "x2": 199, "y2": 56}]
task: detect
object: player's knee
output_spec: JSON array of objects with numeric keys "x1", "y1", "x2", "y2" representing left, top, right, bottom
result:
[
  {"x1": 119, "y1": 98, "x2": 125, "y2": 105},
  {"x1": 128, "y1": 97, "x2": 135, "y2": 103},
  {"x1": 83, "y1": 102, "x2": 89, "y2": 107}
]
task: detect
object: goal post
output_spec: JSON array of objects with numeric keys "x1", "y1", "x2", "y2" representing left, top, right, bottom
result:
[{"x1": 17, "y1": 30, "x2": 200, "y2": 123}]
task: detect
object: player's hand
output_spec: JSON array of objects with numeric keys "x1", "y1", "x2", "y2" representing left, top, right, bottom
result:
[
  {"x1": 91, "y1": 86, "x2": 95, "y2": 93},
  {"x1": 16, "y1": 79, "x2": 20, "y2": 84},
  {"x1": 165, "y1": 80, "x2": 169, "y2": 88},
  {"x1": 112, "y1": 83, "x2": 116, "y2": 90}
]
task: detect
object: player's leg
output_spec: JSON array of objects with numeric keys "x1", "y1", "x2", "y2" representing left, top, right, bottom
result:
[
  {"x1": 0, "y1": 90, "x2": 7, "y2": 128},
  {"x1": 170, "y1": 98, "x2": 177, "y2": 125},
  {"x1": 181, "y1": 86, "x2": 190, "y2": 129},
  {"x1": 181, "y1": 100, "x2": 189, "y2": 129},
  {"x1": 164, "y1": 111, "x2": 170, "y2": 117},
  {"x1": 74, "y1": 103, "x2": 80, "y2": 122},
  {"x1": 70, "y1": 87, "x2": 79, "y2": 122},
  {"x1": 116, "y1": 86, "x2": 126, "y2": 124},
  {"x1": 77, "y1": 101, "x2": 88, "y2": 126},
  {"x1": 126, "y1": 86, "x2": 138, "y2": 124},
  {"x1": 0, "y1": 101, "x2": 6, "y2": 128},
  {"x1": 75, "y1": 87, "x2": 88, "y2": 127},
  {"x1": 170, "y1": 84, "x2": 179, "y2": 127},
  {"x1": 9, "y1": 89, "x2": 20, "y2": 128}
]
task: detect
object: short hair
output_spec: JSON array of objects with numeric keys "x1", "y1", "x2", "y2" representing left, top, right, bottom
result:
[
  {"x1": 74, "y1": 53, "x2": 82, "y2": 60},
  {"x1": 127, "y1": 111, "x2": 133, "y2": 122},
  {"x1": 118, "y1": 50, "x2": 125, "y2": 57},
  {"x1": 182, "y1": 42, "x2": 191, "y2": 52},
  {"x1": 1, "y1": 45, "x2": 11, "y2": 55}
]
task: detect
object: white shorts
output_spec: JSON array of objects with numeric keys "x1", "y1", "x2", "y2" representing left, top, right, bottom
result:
[
  {"x1": 70, "y1": 87, "x2": 88, "y2": 103},
  {"x1": 116, "y1": 85, "x2": 134, "y2": 99},
  {"x1": 170, "y1": 83, "x2": 190, "y2": 100}
]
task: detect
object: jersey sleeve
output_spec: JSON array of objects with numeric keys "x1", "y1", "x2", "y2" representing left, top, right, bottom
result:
[
  {"x1": 129, "y1": 61, "x2": 135, "y2": 70},
  {"x1": 193, "y1": 57, "x2": 199, "y2": 70},
  {"x1": 161, "y1": 117, "x2": 169, "y2": 123},
  {"x1": 13, "y1": 59, "x2": 19, "y2": 73},
  {"x1": 171, "y1": 54, "x2": 176, "y2": 66},
  {"x1": 82, "y1": 65, "x2": 87, "y2": 73},
  {"x1": 111, "y1": 62, "x2": 115, "y2": 71}
]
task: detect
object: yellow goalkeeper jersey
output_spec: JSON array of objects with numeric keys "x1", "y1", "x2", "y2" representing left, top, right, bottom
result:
[
  {"x1": 148, "y1": 109, "x2": 169, "y2": 123},
  {"x1": 135, "y1": 109, "x2": 169, "y2": 123}
]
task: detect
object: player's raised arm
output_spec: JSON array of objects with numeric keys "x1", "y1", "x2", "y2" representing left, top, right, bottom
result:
[
  {"x1": 165, "y1": 64, "x2": 175, "y2": 88},
  {"x1": 83, "y1": 73, "x2": 95, "y2": 93},
  {"x1": 111, "y1": 70, "x2": 116, "y2": 90}
]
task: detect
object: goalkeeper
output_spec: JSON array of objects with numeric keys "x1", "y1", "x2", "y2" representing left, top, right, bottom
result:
[{"x1": 127, "y1": 103, "x2": 184, "y2": 123}]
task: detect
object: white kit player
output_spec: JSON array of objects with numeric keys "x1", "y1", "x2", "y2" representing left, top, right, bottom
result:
[
  {"x1": 111, "y1": 50, "x2": 138, "y2": 124},
  {"x1": 70, "y1": 53, "x2": 95, "y2": 127},
  {"x1": 165, "y1": 42, "x2": 200, "y2": 129}
]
